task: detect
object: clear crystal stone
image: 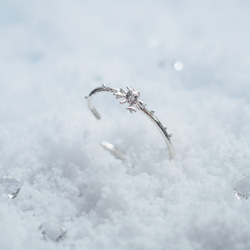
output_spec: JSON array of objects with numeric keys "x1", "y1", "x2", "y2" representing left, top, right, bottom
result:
[
  {"x1": 234, "y1": 175, "x2": 250, "y2": 199},
  {"x1": 0, "y1": 175, "x2": 21, "y2": 199},
  {"x1": 39, "y1": 222, "x2": 67, "y2": 242},
  {"x1": 126, "y1": 89, "x2": 140, "y2": 105}
]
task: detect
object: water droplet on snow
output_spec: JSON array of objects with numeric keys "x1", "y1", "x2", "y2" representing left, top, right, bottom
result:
[
  {"x1": 39, "y1": 222, "x2": 66, "y2": 242},
  {"x1": 0, "y1": 175, "x2": 21, "y2": 199},
  {"x1": 173, "y1": 61, "x2": 184, "y2": 71},
  {"x1": 234, "y1": 175, "x2": 250, "y2": 199}
]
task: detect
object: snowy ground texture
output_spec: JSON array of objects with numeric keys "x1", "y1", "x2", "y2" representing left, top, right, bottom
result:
[{"x1": 1, "y1": 0, "x2": 250, "y2": 249}]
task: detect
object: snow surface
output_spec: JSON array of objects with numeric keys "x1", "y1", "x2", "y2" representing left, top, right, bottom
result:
[{"x1": 0, "y1": 0, "x2": 250, "y2": 249}]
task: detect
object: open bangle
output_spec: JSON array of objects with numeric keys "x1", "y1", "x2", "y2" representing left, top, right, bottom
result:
[{"x1": 85, "y1": 84, "x2": 175, "y2": 160}]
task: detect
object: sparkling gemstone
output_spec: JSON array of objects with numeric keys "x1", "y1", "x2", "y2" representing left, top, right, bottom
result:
[
  {"x1": 0, "y1": 175, "x2": 21, "y2": 199},
  {"x1": 126, "y1": 89, "x2": 140, "y2": 105},
  {"x1": 39, "y1": 222, "x2": 66, "y2": 242},
  {"x1": 234, "y1": 175, "x2": 250, "y2": 199}
]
